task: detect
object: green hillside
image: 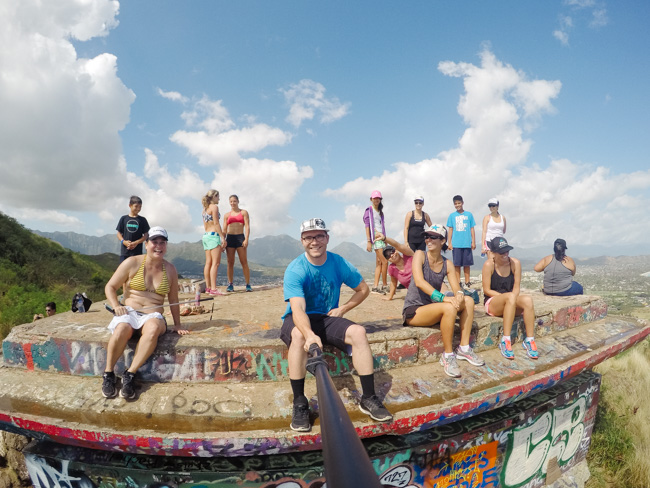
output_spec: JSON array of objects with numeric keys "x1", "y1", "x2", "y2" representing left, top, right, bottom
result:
[{"x1": 0, "y1": 212, "x2": 114, "y2": 338}]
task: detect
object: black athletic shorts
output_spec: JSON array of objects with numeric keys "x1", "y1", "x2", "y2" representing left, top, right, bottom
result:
[
  {"x1": 280, "y1": 313, "x2": 354, "y2": 353},
  {"x1": 226, "y1": 234, "x2": 245, "y2": 248}
]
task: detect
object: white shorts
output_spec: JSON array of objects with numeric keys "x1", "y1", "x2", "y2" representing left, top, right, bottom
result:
[{"x1": 107, "y1": 307, "x2": 165, "y2": 333}]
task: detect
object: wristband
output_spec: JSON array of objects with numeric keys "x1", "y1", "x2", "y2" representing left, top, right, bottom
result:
[
  {"x1": 121, "y1": 239, "x2": 124, "y2": 244},
  {"x1": 430, "y1": 289, "x2": 445, "y2": 302}
]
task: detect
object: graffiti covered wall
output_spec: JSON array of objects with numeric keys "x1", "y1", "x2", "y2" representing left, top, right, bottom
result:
[{"x1": 22, "y1": 371, "x2": 599, "y2": 488}]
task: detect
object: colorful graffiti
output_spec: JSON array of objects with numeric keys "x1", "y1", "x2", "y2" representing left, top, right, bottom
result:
[
  {"x1": 17, "y1": 371, "x2": 600, "y2": 488},
  {"x1": 501, "y1": 395, "x2": 587, "y2": 488}
]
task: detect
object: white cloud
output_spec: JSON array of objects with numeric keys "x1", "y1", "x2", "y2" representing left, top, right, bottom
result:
[
  {"x1": 0, "y1": 0, "x2": 135, "y2": 216},
  {"x1": 590, "y1": 8, "x2": 608, "y2": 28},
  {"x1": 282, "y1": 79, "x2": 351, "y2": 127},
  {"x1": 553, "y1": 15, "x2": 573, "y2": 45},
  {"x1": 208, "y1": 158, "x2": 314, "y2": 237},
  {"x1": 157, "y1": 88, "x2": 189, "y2": 104},
  {"x1": 325, "y1": 48, "x2": 650, "y2": 249},
  {"x1": 170, "y1": 95, "x2": 292, "y2": 166}
]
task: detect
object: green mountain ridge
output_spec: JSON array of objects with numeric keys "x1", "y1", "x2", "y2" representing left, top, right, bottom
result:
[{"x1": 0, "y1": 212, "x2": 114, "y2": 338}]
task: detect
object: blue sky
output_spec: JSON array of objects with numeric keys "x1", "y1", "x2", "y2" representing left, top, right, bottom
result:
[{"x1": 1, "y1": 0, "x2": 649, "y2": 252}]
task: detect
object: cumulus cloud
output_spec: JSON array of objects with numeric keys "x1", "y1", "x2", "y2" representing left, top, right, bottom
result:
[
  {"x1": 282, "y1": 79, "x2": 351, "y2": 127},
  {"x1": 0, "y1": 0, "x2": 136, "y2": 222},
  {"x1": 325, "y1": 48, "x2": 650, "y2": 249},
  {"x1": 170, "y1": 95, "x2": 292, "y2": 165}
]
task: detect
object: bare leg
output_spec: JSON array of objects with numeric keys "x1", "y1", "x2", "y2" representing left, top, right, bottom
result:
[
  {"x1": 287, "y1": 326, "x2": 308, "y2": 380},
  {"x1": 226, "y1": 247, "x2": 236, "y2": 284},
  {"x1": 127, "y1": 319, "x2": 166, "y2": 373},
  {"x1": 459, "y1": 296, "x2": 475, "y2": 346},
  {"x1": 485, "y1": 293, "x2": 518, "y2": 336},
  {"x1": 209, "y1": 247, "x2": 220, "y2": 290},
  {"x1": 515, "y1": 294, "x2": 536, "y2": 337},
  {"x1": 345, "y1": 324, "x2": 374, "y2": 375},
  {"x1": 464, "y1": 266, "x2": 471, "y2": 284},
  {"x1": 204, "y1": 249, "x2": 212, "y2": 289},
  {"x1": 406, "y1": 302, "x2": 458, "y2": 353},
  {"x1": 236, "y1": 247, "x2": 251, "y2": 284},
  {"x1": 105, "y1": 323, "x2": 134, "y2": 372}
]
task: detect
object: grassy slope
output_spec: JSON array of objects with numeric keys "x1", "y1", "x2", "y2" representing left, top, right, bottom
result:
[{"x1": 0, "y1": 212, "x2": 114, "y2": 338}]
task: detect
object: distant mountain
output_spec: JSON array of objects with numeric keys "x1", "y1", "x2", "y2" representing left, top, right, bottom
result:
[
  {"x1": 331, "y1": 241, "x2": 375, "y2": 272},
  {"x1": 33, "y1": 230, "x2": 118, "y2": 255}
]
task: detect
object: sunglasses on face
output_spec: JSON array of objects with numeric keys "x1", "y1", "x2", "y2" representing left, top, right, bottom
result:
[
  {"x1": 488, "y1": 204, "x2": 497, "y2": 208},
  {"x1": 414, "y1": 201, "x2": 423, "y2": 204},
  {"x1": 424, "y1": 234, "x2": 445, "y2": 241}
]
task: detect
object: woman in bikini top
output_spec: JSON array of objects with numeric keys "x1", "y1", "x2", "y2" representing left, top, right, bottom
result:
[{"x1": 222, "y1": 194, "x2": 252, "y2": 292}]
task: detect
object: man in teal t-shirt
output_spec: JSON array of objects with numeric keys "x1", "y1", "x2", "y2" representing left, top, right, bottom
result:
[
  {"x1": 280, "y1": 218, "x2": 392, "y2": 432},
  {"x1": 446, "y1": 195, "x2": 476, "y2": 287}
]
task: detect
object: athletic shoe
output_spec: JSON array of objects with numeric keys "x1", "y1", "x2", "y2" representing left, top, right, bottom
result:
[
  {"x1": 439, "y1": 354, "x2": 462, "y2": 378},
  {"x1": 209, "y1": 288, "x2": 225, "y2": 296},
  {"x1": 290, "y1": 401, "x2": 311, "y2": 432},
  {"x1": 245, "y1": 284, "x2": 253, "y2": 292},
  {"x1": 120, "y1": 371, "x2": 136, "y2": 400},
  {"x1": 359, "y1": 395, "x2": 393, "y2": 422},
  {"x1": 522, "y1": 339, "x2": 539, "y2": 359},
  {"x1": 455, "y1": 346, "x2": 485, "y2": 366},
  {"x1": 465, "y1": 281, "x2": 473, "y2": 287},
  {"x1": 371, "y1": 287, "x2": 385, "y2": 295},
  {"x1": 102, "y1": 372, "x2": 117, "y2": 398},
  {"x1": 499, "y1": 338, "x2": 515, "y2": 360},
  {"x1": 226, "y1": 284, "x2": 234, "y2": 292}
]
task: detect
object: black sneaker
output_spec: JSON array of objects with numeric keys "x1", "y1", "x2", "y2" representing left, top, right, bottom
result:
[
  {"x1": 120, "y1": 371, "x2": 136, "y2": 400},
  {"x1": 359, "y1": 395, "x2": 393, "y2": 422},
  {"x1": 290, "y1": 401, "x2": 311, "y2": 432},
  {"x1": 102, "y1": 372, "x2": 117, "y2": 398}
]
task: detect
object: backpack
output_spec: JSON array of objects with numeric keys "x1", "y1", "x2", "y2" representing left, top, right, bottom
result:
[{"x1": 71, "y1": 292, "x2": 93, "y2": 313}]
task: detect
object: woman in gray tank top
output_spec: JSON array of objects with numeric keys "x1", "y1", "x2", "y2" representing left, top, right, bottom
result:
[
  {"x1": 402, "y1": 224, "x2": 485, "y2": 378},
  {"x1": 534, "y1": 238, "x2": 583, "y2": 296}
]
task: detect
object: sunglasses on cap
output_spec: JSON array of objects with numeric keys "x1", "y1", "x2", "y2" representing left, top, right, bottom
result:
[{"x1": 424, "y1": 234, "x2": 445, "y2": 241}]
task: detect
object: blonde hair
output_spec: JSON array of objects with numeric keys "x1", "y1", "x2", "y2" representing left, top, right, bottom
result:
[{"x1": 202, "y1": 189, "x2": 219, "y2": 210}]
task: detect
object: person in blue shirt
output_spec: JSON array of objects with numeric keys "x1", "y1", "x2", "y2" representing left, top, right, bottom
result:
[
  {"x1": 446, "y1": 195, "x2": 476, "y2": 287},
  {"x1": 281, "y1": 218, "x2": 393, "y2": 432}
]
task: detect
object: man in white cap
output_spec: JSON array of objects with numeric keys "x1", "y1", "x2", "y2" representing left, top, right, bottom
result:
[{"x1": 280, "y1": 218, "x2": 393, "y2": 432}]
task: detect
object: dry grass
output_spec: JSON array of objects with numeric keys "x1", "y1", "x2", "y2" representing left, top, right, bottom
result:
[{"x1": 587, "y1": 338, "x2": 650, "y2": 487}]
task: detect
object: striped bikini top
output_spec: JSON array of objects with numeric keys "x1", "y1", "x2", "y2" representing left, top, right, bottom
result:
[{"x1": 129, "y1": 256, "x2": 170, "y2": 296}]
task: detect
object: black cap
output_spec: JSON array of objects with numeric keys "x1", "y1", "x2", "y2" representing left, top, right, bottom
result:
[{"x1": 489, "y1": 236, "x2": 513, "y2": 254}]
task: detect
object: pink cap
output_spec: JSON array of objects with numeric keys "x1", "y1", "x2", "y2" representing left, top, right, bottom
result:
[{"x1": 370, "y1": 190, "x2": 382, "y2": 199}]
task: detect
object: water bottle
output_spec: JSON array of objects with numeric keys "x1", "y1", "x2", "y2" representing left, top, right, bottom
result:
[{"x1": 76, "y1": 295, "x2": 85, "y2": 313}]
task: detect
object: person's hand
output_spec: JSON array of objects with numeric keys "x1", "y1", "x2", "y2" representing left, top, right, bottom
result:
[
  {"x1": 243, "y1": 239, "x2": 248, "y2": 248},
  {"x1": 375, "y1": 232, "x2": 385, "y2": 241},
  {"x1": 304, "y1": 334, "x2": 323, "y2": 352},
  {"x1": 327, "y1": 307, "x2": 346, "y2": 318},
  {"x1": 113, "y1": 305, "x2": 130, "y2": 316},
  {"x1": 471, "y1": 242, "x2": 476, "y2": 250},
  {"x1": 448, "y1": 244, "x2": 453, "y2": 251},
  {"x1": 174, "y1": 327, "x2": 190, "y2": 335},
  {"x1": 366, "y1": 242, "x2": 372, "y2": 252},
  {"x1": 456, "y1": 291, "x2": 466, "y2": 311},
  {"x1": 123, "y1": 240, "x2": 132, "y2": 248},
  {"x1": 381, "y1": 296, "x2": 393, "y2": 301}
]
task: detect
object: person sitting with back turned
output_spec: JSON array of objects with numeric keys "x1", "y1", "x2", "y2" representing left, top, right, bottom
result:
[
  {"x1": 281, "y1": 218, "x2": 393, "y2": 432},
  {"x1": 102, "y1": 227, "x2": 189, "y2": 400},
  {"x1": 534, "y1": 238, "x2": 584, "y2": 296},
  {"x1": 482, "y1": 236, "x2": 539, "y2": 360}
]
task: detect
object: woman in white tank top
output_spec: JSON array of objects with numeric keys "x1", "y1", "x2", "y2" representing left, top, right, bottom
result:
[{"x1": 481, "y1": 198, "x2": 506, "y2": 256}]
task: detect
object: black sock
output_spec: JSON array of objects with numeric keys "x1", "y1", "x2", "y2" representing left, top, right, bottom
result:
[
  {"x1": 360, "y1": 374, "x2": 376, "y2": 399},
  {"x1": 290, "y1": 378, "x2": 306, "y2": 403}
]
